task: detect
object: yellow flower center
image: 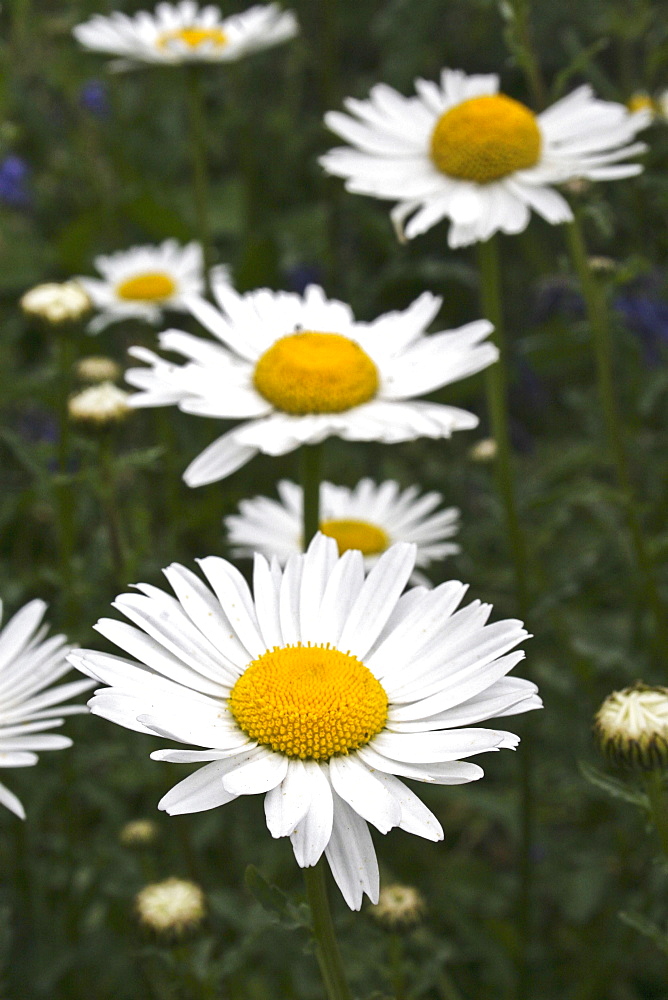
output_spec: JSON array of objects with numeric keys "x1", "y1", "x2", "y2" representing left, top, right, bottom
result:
[
  {"x1": 229, "y1": 643, "x2": 388, "y2": 760},
  {"x1": 430, "y1": 94, "x2": 541, "y2": 184},
  {"x1": 320, "y1": 518, "x2": 389, "y2": 556},
  {"x1": 116, "y1": 272, "x2": 177, "y2": 302},
  {"x1": 157, "y1": 27, "x2": 228, "y2": 50},
  {"x1": 253, "y1": 331, "x2": 379, "y2": 414}
]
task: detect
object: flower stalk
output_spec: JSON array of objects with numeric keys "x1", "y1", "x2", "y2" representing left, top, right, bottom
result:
[
  {"x1": 303, "y1": 861, "x2": 352, "y2": 1000},
  {"x1": 301, "y1": 442, "x2": 322, "y2": 547},
  {"x1": 644, "y1": 770, "x2": 668, "y2": 859},
  {"x1": 185, "y1": 65, "x2": 213, "y2": 295},
  {"x1": 564, "y1": 213, "x2": 667, "y2": 655},
  {"x1": 477, "y1": 234, "x2": 534, "y2": 1000}
]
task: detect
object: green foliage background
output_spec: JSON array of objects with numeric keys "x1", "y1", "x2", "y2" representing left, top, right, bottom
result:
[{"x1": 2, "y1": 0, "x2": 668, "y2": 997}]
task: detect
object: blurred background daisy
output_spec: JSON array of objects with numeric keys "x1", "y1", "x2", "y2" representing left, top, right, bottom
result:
[{"x1": 225, "y1": 478, "x2": 460, "y2": 584}]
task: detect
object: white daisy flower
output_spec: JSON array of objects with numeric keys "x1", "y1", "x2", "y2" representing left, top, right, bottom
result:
[
  {"x1": 225, "y1": 478, "x2": 460, "y2": 584},
  {"x1": 125, "y1": 280, "x2": 498, "y2": 486},
  {"x1": 0, "y1": 599, "x2": 94, "y2": 820},
  {"x1": 73, "y1": 2, "x2": 298, "y2": 70},
  {"x1": 320, "y1": 69, "x2": 651, "y2": 248},
  {"x1": 69, "y1": 534, "x2": 540, "y2": 909},
  {"x1": 78, "y1": 240, "x2": 208, "y2": 333}
]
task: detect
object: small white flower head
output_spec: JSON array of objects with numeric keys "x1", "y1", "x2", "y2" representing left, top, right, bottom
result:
[
  {"x1": 469, "y1": 437, "x2": 497, "y2": 462},
  {"x1": 78, "y1": 240, "x2": 208, "y2": 333},
  {"x1": 76, "y1": 356, "x2": 122, "y2": 383},
  {"x1": 120, "y1": 818, "x2": 159, "y2": 847},
  {"x1": 595, "y1": 683, "x2": 668, "y2": 771},
  {"x1": 20, "y1": 281, "x2": 91, "y2": 325},
  {"x1": 370, "y1": 883, "x2": 426, "y2": 929},
  {"x1": 73, "y1": 2, "x2": 298, "y2": 70},
  {"x1": 135, "y1": 877, "x2": 206, "y2": 935},
  {"x1": 226, "y1": 478, "x2": 460, "y2": 584},
  {"x1": 125, "y1": 278, "x2": 498, "y2": 487},
  {"x1": 68, "y1": 381, "x2": 132, "y2": 426},
  {"x1": 0, "y1": 599, "x2": 94, "y2": 819},
  {"x1": 320, "y1": 69, "x2": 650, "y2": 247},
  {"x1": 70, "y1": 534, "x2": 541, "y2": 909}
]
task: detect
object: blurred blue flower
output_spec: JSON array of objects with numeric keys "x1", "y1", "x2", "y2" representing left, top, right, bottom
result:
[
  {"x1": 613, "y1": 292, "x2": 668, "y2": 366},
  {"x1": 285, "y1": 263, "x2": 324, "y2": 295},
  {"x1": 531, "y1": 275, "x2": 584, "y2": 325},
  {"x1": 78, "y1": 79, "x2": 110, "y2": 119},
  {"x1": 0, "y1": 154, "x2": 31, "y2": 209}
]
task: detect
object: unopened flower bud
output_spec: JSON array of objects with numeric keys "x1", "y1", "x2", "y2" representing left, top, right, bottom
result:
[
  {"x1": 76, "y1": 356, "x2": 122, "y2": 383},
  {"x1": 68, "y1": 381, "x2": 131, "y2": 426},
  {"x1": 370, "y1": 883, "x2": 425, "y2": 929},
  {"x1": 135, "y1": 877, "x2": 206, "y2": 936},
  {"x1": 469, "y1": 437, "x2": 497, "y2": 462},
  {"x1": 120, "y1": 818, "x2": 159, "y2": 847},
  {"x1": 21, "y1": 281, "x2": 91, "y2": 324},
  {"x1": 594, "y1": 683, "x2": 668, "y2": 771}
]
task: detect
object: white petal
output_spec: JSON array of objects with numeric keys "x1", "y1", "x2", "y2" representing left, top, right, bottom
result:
[
  {"x1": 264, "y1": 758, "x2": 312, "y2": 837},
  {"x1": 328, "y1": 755, "x2": 402, "y2": 833},
  {"x1": 337, "y1": 543, "x2": 416, "y2": 658},
  {"x1": 325, "y1": 791, "x2": 379, "y2": 909},
  {"x1": 0, "y1": 780, "x2": 25, "y2": 819},
  {"x1": 158, "y1": 759, "x2": 240, "y2": 815},
  {"x1": 221, "y1": 748, "x2": 288, "y2": 795},
  {"x1": 290, "y1": 762, "x2": 334, "y2": 867}
]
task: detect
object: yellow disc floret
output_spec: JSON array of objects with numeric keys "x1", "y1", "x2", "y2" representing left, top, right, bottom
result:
[
  {"x1": 321, "y1": 518, "x2": 389, "y2": 556},
  {"x1": 157, "y1": 27, "x2": 228, "y2": 50},
  {"x1": 430, "y1": 94, "x2": 541, "y2": 184},
  {"x1": 116, "y1": 272, "x2": 177, "y2": 302},
  {"x1": 229, "y1": 643, "x2": 388, "y2": 760},
  {"x1": 253, "y1": 331, "x2": 379, "y2": 414}
]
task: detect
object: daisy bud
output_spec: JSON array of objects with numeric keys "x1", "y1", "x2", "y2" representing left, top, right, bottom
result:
[
  {"x1": 469, "y1": 437, "x2": 497, "y2": 462},
  {"x1": 76, "y1": 356, "x2": 122, "y2": 384},
  {"x1": 370, "y1": 883, "x2": 426, "y2": 929},
  {"x1": 68, "y1": 382, "x2": 132, "y2": 427},
  {"x1": 20, "y1": 281, "x2": 91, "y2": 325},
  {"x1": 135, "y1": 877, "x2": 206, "y2": 936},
  {"x1": 119, "y1": 818, "x2": 159, "y2": 848},
  {"x1": 587, "y1": 256, "x2": 616, "y2": 275},
  {"x1": 594, "y1": 683, "x2": 668, "y2": 771}
]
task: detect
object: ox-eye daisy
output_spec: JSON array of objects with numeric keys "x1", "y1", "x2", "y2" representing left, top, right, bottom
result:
[
  {"x1": 320, "y1": 69, "x2": 650, "y2": 248},
  {"x1": 69, "y1": 534, "x2": 540, "y2": 909},
  {"x1": 73, "y1": 2, "x2": 298, "y2": 70},
  {"x1": 78, "y1": 240, "x2": 208, "y2": 333},
  {"x1": 125, "y1": 280, "x2": 498, "y2": 486},
  {"x1": 225, "y1": 478, "x2": 460, "y2": 584},
  {"x1": 0, "y1": 599, "x2": 94, "y2": 819}
]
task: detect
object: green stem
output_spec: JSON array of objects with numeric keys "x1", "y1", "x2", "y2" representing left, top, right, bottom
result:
[
  {"x1": 185, "y1": 65, "x2": 214, "y2": 296},
  {"x1": 303, "y1": 861, "x2": 352, "y2": 1000},
  {"x1": 504, "y1": 0, "x2": 548, "y2": 110},
  {"x1": 477, "y1": 237, "x2": 530, "y2": 617},
  {"x1": 300, "y1": 443, "x2": 322, "y2": 548},
  {"x1": 564, "y1": 214, "x2": 667, "y2": 654},
  {"x1": 388, "y1": 932, "x2": 406, "y2": 1000},
  {"x1": 477, "y1": 235, "x2": 533, "y2": 1000},
  {"x1": 98, "y1": 434, "x2": 127, "y2": 583},
  {"x1": 56, "y1": 334, "x2": 76, "y2": 627},
  {"x1": 644, "y1": 771, "x2": 668, "y2": 858}
]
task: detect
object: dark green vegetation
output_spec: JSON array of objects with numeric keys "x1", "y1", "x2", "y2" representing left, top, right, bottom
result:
[{"x1": 2, "y1": 1, "x2": 668, "y2": 997}]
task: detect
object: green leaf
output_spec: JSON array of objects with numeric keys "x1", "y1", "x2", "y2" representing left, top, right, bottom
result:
[
  {"x1": 578, "y1": 761, "x2": 649, "y2": 808},
  {"x1": 619, "y1": 911, "x2": 668, "y2": 955},
  {"x1": 244, "y1": 865, "x2": 312, "y2": 932}
]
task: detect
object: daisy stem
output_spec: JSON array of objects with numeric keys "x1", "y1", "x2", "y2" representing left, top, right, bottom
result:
[
  {"x1": 303, "y1": 860, "x2": 353, "y2": 1000},
  {"x1": 97, "y1": 433, "x2": 128, "y2": 583},
  {"x1": 564, "y1": 214, "x2": 667, "y2": 653},
  {"x1": 643, "y1": 771, "x2": 668, "y2": 859},
  {"x1": 56, "y1": 332, "x2": 76, "y2": 626},
  {"x1": 476, "y1": 237, "x2": 530, "y2": 615},
  {"x1": 301, "y1": 443, "x2": 322, "y2": 547},
  {"x1": 477, "y1": 235, "x2": 534, "y2": 999},
  {"x1": 185, "y1": 65, "x2": 214, "y2": 296}
]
